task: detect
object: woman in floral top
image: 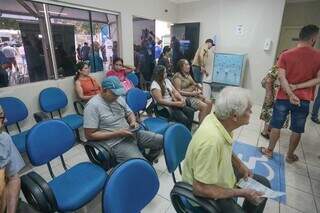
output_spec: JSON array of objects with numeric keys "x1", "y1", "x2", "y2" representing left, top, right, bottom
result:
[{"x1": 260, "y1": 65, "x2": 289, "y2": 139}]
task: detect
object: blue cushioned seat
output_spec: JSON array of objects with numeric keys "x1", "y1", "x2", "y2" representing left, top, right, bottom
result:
[
  {"x1": 61, "y1": 114, "x2": 83, "y2": 130},
  {"x1": 39, "y1": 87, "x2": 83, "y2": 131},
  {"x1": 49, "y1": 162, "x2": 107, "y2": 212},
  {"x1": 24, "y1": 120, "x2": 108, "y2": 212},
  {"x1": 11, "y1": 130, "x2": 29, "y2": 153},
  {"x1": 0, "y1": 97, "x2": 29, "y2": 153},
  {"x1": 142, "y1": 117, "x2": 171, "y2": 135},
  {"x1": 103, "y1": 159, "x2": 159, "y2": 213},
  {"x1": 126, "y1": 88, "x2": 172, "y2": 135}
]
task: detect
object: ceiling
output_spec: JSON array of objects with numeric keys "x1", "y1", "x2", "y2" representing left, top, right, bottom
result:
[{"x1": 169, "y1": 0, "x2": 202, "y2": 3}]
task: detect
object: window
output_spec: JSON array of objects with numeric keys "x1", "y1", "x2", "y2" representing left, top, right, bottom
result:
[
  {"x1": 0, "y1": 0, "x2": 120, "y2": 87},
  {"x1": 0, "y1": 0, "x2": 55, "y2": 86}
]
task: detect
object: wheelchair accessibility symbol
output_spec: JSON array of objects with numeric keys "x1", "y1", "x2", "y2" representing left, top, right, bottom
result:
[
  {"x1": 237, "y1": 154, "x2": 275, "y2": 181},
  {"x1": 233, "y1": 141, "x2": 286, "y2": 204}
]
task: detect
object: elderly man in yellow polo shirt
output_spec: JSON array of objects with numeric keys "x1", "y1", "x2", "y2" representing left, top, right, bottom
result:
[{"x1": 182, "y1": 87, "x2": 270, "y2": 213}]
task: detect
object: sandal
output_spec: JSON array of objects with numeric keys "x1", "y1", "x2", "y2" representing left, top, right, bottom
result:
[
  {"x1": 260, "y1": 147, "x2": 273, "y2": 158},
  {"x1": 286, "y1": 154, "x2": 299, "y2": 164},
  {"x1": 260, "y1": 132, "x2": 270, "y2": 140}
]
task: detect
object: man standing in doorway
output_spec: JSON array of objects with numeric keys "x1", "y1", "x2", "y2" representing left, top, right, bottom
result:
[
  {"x1": 261, "y1": 25, "x2": 320, "y2": 163},
  {"x1": 192, "y1": 39, "x2": 215, "y2": 84}
]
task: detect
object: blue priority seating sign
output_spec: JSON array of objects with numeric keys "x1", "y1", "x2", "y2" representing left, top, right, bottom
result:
[{"x1": 233, "y1": 141, "x2": 286, "y2": 204}]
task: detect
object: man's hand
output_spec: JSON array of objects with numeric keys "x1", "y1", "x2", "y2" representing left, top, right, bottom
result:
[
  {"x1": 241, "y1": 188, "x2": 264, "y2": 205},
  {"x1": 289, "y1": 93, "x2": 300, "y2": 106},
  {"x1": 117, "y1": 129, "x2": 134, "y2": 137}
]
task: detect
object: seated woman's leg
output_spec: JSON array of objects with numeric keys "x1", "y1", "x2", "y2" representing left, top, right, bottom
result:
[
  {"x1": 181, "y1": 106, "x2": 195, "y2": 129},
  {"x1": 242, "y1": 174, "x2": 270, "y2": 213},
  {"x1": 171, "y1": 107, "x2": 193, "y2": 130}
]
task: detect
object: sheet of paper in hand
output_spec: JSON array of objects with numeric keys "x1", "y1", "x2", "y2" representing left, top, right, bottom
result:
[{"x1": 237, "y1": 177, "x2": 286, "y2": 199}]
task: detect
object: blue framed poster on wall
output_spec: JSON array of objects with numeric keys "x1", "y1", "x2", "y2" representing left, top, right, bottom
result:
[{"x1": 212, "y1": 53, "x2": 247, "y2": 86}]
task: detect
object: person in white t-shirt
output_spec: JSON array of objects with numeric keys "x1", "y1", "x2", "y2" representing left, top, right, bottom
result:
[{"x1": 150, "y1": 65, "x2": 194, "y2": 130}]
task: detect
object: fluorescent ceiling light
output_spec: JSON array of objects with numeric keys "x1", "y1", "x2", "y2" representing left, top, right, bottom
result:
[
  {"x1": 0, "y1": 13, "x2": 38, "y2": 21},
  {"x1": 39, "y1": 11, "x2": 68, "y2": 16}
]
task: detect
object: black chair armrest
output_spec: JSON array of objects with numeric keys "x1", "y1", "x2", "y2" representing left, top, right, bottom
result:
[
  {"x1": 73, "y1": 100, "x2": 85, "y2": 115},
  {"x1": 154, "y1": 104, "x2": 174, "y2": 121},
  {"x1": 170, "y1": 182, "x2": 222, "y2": 213},
  {"x1": 84, "y1": 142, "x2": 116, "y2": 171},
  {"x1": 33, "y1": 112, "x2": 50, "y2": 123},
  {"x1": 21, "y1": 172, "x2": 57, "y2": 213}
]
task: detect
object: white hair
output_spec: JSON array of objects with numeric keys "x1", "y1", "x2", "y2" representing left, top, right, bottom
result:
[{"x1": 215, "y1": 87, "x2": 252, "y2": 120}]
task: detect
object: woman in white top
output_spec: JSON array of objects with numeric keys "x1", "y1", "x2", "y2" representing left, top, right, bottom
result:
[{"x1": 150, "y1": 65, "x2": 194, "y2": 130}]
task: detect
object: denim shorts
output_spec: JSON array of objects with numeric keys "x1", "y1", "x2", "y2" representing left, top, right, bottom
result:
[
  {"x1": 270, "y1": 100, "x2": 310, "y2": 133},
  {"x1": 192, "y1": 65, "x2": 203, "y2": 83}
]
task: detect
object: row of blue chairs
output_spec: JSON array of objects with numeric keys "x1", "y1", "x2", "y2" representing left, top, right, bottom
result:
[
  {"x1": 21, "y1": 119, "x2": 158, "y2": 212},
  {"x1": 21, "y1": 118, "x2": 219, "y2": 212},
  {"x1": 0, "y1": 87, "x2": 83, "y2": 153}
]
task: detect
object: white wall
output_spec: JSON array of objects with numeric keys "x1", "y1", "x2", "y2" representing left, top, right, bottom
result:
[
  {"x1": 0, "y1": 72, "x2": 105, "y2": 133},
  {"x1": 176, "y1": 0, "x2": 286, "y2": 104}
]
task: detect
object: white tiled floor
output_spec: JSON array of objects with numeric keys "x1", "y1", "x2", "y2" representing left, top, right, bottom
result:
[{"x1": 20, "y1": 104, "x2": 320, "y2": 213}]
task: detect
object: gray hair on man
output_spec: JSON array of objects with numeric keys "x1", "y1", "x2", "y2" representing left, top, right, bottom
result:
[{"x1": 215, "y1": 87, "x2": 252, "y2": 120}]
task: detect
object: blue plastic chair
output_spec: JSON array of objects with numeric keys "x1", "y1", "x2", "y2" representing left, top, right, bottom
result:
[
  {"x1": 127, "y1": 72, "x2": 139, "y2": 87},
  {"x1": 126, "y1": 88, "x2": 172, "y2": 135},
  {"x1": 103, "y1": 159, "x2": 159, "y2": 213},
  {"x1": 163, "y1": 123, "x2": 192, "y2": 183},
  {"x1": 22, "y1": 120, "x2": 107, "y2": 212},
  {"x1": 163, "y1": 124, "x2": 221, "y2": 213},
  {"x1": 39, "y1": 87, "x2": 83, "y2": 139},
  {"x1": 0, "y1": 97, "x2": 29, "y2": 153}
]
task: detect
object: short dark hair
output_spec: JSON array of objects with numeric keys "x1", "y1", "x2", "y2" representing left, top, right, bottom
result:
[
  {"x1": 299, "y1": 25, "x2": 319, "y2": 41},
  {"x1": 113, "y1": 57, "x2": 123, "y2": 65},
  {"x1": 205, "y1": 39, "x2": 215, "y2": 45}
]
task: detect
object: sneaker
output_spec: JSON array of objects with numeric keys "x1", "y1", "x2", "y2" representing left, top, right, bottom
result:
[{"x1": 311, "y1": 117, "x2": 320, "y2": 124}]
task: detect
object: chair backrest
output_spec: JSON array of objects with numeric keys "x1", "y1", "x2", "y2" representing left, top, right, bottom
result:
[
  {"x1": 126, "y1": 88, "x2": 148, "y2": 113},
  {"x1": 164, "y1": 124, "x2": 192, "y2": 173},
  {"x1": 26, "y1": 120, "x2": 75, "y2": 166},
  {"x1": 39, "y1": 87, "x2": 68, "y2": 113},
  {"x1": 127, "y1": 72, "x2": 139, "y2": 87},
  {"x1": 103, "y1": 159, "x2": 159, "y2": 213},
  {"x1": 0, "y1": 97, "x2": 28, "y2": 126}
]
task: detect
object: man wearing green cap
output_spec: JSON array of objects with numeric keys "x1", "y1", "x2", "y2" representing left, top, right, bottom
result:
[{"x1": 83, "y1": 76, "x2": 163, "y2": 163}]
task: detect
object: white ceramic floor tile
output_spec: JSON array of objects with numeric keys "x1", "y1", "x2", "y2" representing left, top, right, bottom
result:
[
  {"x1": 308, "y1": 165, "x2": 320, "y2": 181},
  {"x1": 285, "y1": 171, "x2": 312, "y2": 194},
  {"x1": 311, "y1": 180, "x2": 320, "y2": 197},
  {"x1": 153, "y1": 155, "x2": 168, "y2": 174},
  {"x1": 238, "y1": 128, "x2": 259, "y2": 146},
  {"x1": 304, "y1": 151, "x2": 320, "y2": 168},
  {"x1": 158, "y1": 172, "x2": 175, "y2": 200},
  {"x1": 285, "y1": 160, "x2": 308, "y2": 177},
  {"x1": 141, "y1": 195, "x2": 171, "y2": 213},
  {"x1": 315, "y1": 196, "x2": 320, "y2": 213},
  {"x1": 285, "y1": 186, "x2": 317, "y2": 213},
  {"x1": 280, "y1": 204, "x2": 303, "y2": 213},
  {"x1": 263, "y1": 199, "x2": 280, "y2": 213}
]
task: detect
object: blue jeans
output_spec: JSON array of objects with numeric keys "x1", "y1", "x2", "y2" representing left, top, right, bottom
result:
[
  {"x1": 312, "y1": 88, "x2": 320, "y2": 120},
  {"x1": 192, "y1": 65, "x2": 203, "y2": 83},
  {"x1": 270, "y1": 100, "x2": 309, "y2": 133}
]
